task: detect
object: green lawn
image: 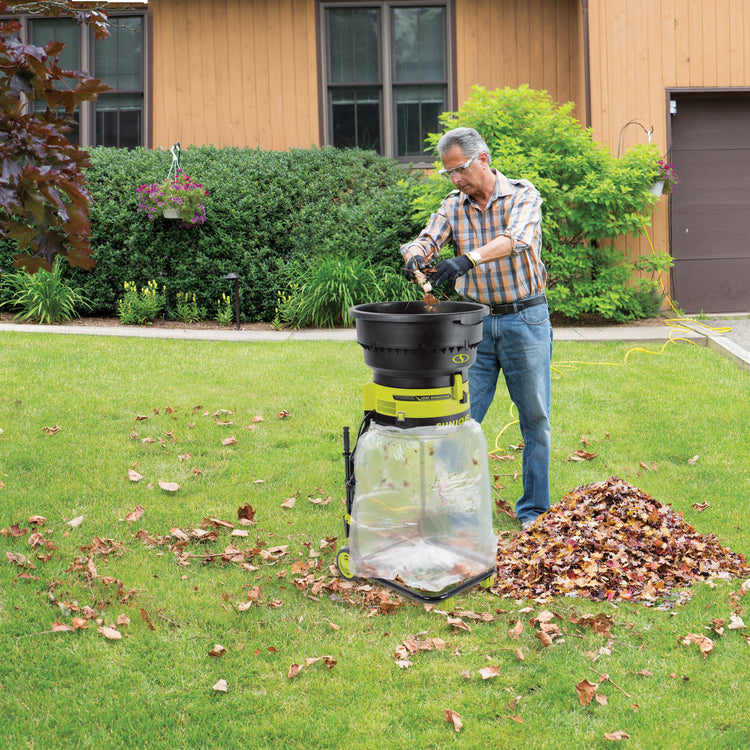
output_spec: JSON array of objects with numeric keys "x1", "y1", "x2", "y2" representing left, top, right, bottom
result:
[{"x1": 1, "y1": 333, "x2": 748, "y2": 749}]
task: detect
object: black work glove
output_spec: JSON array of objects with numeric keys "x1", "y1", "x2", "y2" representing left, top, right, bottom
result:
[
  {"x1": 431, "y1": 254, "x2": 475, "y2": 290},
  {"x1": 403, "y1": 254, "x2": 427, "y2": 282}
]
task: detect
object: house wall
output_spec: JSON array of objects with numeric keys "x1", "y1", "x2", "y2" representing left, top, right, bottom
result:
[
  {"x1": 150, "y1": 0, "x2": 320, "y2": 150},
  {"x1": 149, "y1": 0, "x2": 582, "y2": 151},
  {"x1": 586, "y1": 0, "x2": 750, "y2": 289},
  {"x1": 455, "y1": 0, "x2": 582, "y2": 112}
]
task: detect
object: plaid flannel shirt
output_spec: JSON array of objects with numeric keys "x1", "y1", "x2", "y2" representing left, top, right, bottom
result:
[{"x1": 401, "y1": 171, "x2": 545, "y2": 305}]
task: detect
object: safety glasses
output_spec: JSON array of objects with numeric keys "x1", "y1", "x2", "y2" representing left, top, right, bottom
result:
[{"x1": 438, "y1": 155, "x2": 477, "y2": 180}]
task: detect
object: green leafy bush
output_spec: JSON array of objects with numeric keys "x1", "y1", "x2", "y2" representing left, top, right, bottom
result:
[
  {"x1": 0, "y1": 260, "x2": 91, "y2": 324},
  {"x1": 117, "y1": 280, "x2": 164, "y2": 325},
  {"x1": 216, "y1": 293, "x2": 234, "y2": 326},
  {"x1": 417, "y1": 85, "x2": 671, "y2": 322},
  {"x1": 174, "y1": 292, "x2": 207, "y2": 323},
  {"x1": 280, "y1": 257, "x2": 419, "y2": 328},
  {"x1": 0, "y1": 146, "x2": 423, "y2": 323}
]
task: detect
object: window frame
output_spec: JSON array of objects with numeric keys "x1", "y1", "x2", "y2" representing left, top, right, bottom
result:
[
  {"x1": 12, "y1": 9, "x2": 150, "y2": 148},
  {"x1": 318, "y1": 0, "x2": 455, "y2": 166}
]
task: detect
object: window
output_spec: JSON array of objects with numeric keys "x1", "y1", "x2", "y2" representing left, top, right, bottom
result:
[
  {"x1": 26, "y1": 13, "x2": 148, "y2": 148},
  {"x1": 321, "y1": 2, "x2": 452, "y2": 162}
]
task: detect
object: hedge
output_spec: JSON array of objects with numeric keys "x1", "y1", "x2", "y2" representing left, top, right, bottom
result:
[{"x1": 0, "y1": 145, "x2": 424, "y2": 321}]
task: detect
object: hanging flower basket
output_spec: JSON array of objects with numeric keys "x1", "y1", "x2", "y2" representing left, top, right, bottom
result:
[
  {"x1": 649, "y1": 180, "x2": 665, "y2": 197},
  {"x1": 651, "y1": 160, "x2": 680, "y2": 196},
  {"x1": 137, "y1": 170, "x2": 208, "y2": 226}
]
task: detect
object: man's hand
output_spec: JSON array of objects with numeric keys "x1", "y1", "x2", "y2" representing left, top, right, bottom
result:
[
  {"x1": 403, "y1": 254, "x2": 427, "y2": 282},
  {"x1": 431, "y1": 254, "x2": 475, "y2": 290}
]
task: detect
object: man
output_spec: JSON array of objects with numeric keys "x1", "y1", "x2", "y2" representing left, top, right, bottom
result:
[{"x1": 401, "y1": 127, "x2": 552, "y2": 530}]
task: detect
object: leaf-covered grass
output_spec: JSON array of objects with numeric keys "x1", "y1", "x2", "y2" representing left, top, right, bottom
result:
[{"x1": 1, "y1": 334, "x2": 749, "y2": 749}]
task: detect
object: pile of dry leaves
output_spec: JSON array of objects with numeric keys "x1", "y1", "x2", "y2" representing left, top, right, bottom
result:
[{"x1": 492, "y1": 477, "x2": 750, "y2": 604}]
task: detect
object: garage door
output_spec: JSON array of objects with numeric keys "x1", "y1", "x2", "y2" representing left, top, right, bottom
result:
[{"x1": 670, "y1": 93, "x2": 750, "y2": 314}]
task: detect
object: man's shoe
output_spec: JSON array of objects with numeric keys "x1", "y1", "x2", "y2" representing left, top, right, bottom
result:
[{"x1": 521, "y1": 519, "x2": 534, "y2": 531}]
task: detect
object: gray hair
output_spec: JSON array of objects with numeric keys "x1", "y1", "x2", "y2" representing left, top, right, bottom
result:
[{"x1": 436, "y1": 127, "x2": 490, "y2": 161}]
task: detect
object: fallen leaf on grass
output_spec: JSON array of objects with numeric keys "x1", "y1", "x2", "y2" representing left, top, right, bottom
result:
[
  {"x1": 478, "y1": 665, "x2": 501, "y2": 680},
  {"x1": 209, "y1": 644, "x2": 227, "y2": 657},
  {"x1": 603, "y1": 731, "x2": 630, "y2": 741},
  {"x1": 212, "y1": 678, "x2": 228, "y2": 693},
  {"x1": 67, "y1": 516, "x2": 84, "y2": 528},
  {"x1": 681, "y1": 633, "x2": 714, "y2": 657},
  {"x1": 535, "y1": 630, "x2": 554, "y2": 647},
  {"x1": 576, "y1": 678, "x2": 599, "y2": 706},
  {"x1": 728, "y1": 613, "x2": 746, "y2": 630},
  {"x1": 688, "y1": 455, "x2": 699, "y2": 465},
  {"x1": 221, "y1": 436, "x2": 238, "y2": 446},
  {"x1": 28, "y1": 515, "x2": 46, "y2": 525},
  {"x1": 281, "y1": 496, "x2": 296, "y2": 509},
  {"x1": 51, "y1": 621, "x2": 75, "y2": 632},
  {"x1": 447, "y1": 616, "x2": 470, "y2": 632},
  {"x1": 43, "y1": 425, "x2": 61, "y2": 435},
  {"x1": 127, "y1": 469, "x2": 144, "y2": 483},
  {"x1": 691, "y1": 502, "x2": 710, "y2": 512},
  {"x1": 98, "y1": 625, "x2": 122, "y2": 640},
  {"x1": 124, "y1": 505, "x2": 145, "y2": 522},
  {"x1": 567, "y1": 449, "x2": 598, "y2": 462},
  {"x1": 158, "y1": 481, "x2": 180, "y2": 493},
  {"x1": 443, "y1": 709, "x2": 462, "y2": 733},
  {"x1": 569, "y1": 612, "x2": 615, "y2": 637},
  {"x1": 287, "y1": 656, "x2": 336, "y2": 678},
  {"x1": 278, "y1": 410, "x2": 291, "y2": 419},
  {"x1": 639, "y1": 461, "x2": 658, "y2": 472},
  {"x1": 140, "y1": 608, "x2": 156, "y2": 630},
  {"x1": 237, "y1": 503, "x2": 256, "y2": 524}
]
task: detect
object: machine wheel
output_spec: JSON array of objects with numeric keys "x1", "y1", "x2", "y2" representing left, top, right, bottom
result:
[
  {"x1": 480, "y1": 575, "x2": 495, "y2": 590},
  {"x1": 336, "y1": 546, "x2": 356, "y2": 580}
]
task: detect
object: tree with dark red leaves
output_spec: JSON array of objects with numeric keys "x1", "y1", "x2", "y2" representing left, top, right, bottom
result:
[{"x1": 0, "y1": 1, "x2": 110, "y2": 272}]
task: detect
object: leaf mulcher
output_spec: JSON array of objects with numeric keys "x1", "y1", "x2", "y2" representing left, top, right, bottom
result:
[{"x1": 338, "y1": 300, "x2": 496, "y2": 603}]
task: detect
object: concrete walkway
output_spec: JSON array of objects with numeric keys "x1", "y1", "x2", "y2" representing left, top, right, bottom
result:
[{"x1": 2, "y1": 315, "x2": 750, "y2": 372}]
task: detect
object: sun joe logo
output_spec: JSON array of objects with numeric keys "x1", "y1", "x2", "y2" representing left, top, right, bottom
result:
[{"x1": 452, "y1": 353, "x2": 470, "y2": 364}]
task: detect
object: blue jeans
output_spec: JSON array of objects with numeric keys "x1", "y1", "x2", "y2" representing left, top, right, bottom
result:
[{"x1": 468, "y1": 301, "x2": 553, "y2": 523}]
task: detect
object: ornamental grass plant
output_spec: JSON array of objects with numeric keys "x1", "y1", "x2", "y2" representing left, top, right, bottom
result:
[
  {"x1": 0, "y1": 333, "x2": 748, "y2": 749},
  {"x1": 0, "y1": 260, "x2": 91, "y2": 324}
]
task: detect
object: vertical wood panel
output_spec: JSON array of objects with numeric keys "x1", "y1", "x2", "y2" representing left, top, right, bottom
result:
[
  {"x1": 702, "y1": 0, "x2": 718, "y2": 86},
  {"x1": 716, "y1": 0, "x2": 731, "y2": 85},
  {"x1": 673, "y1": 0, "x2": 690, "y2": 85},
  {"x1": 454, "y1": 0, "x2": 576, "y2": 106},
  {"x1": 151, "y1": 0, "x2": 317, "y2": 149},
  {"x1": 728, "y1": 0, "x2": 745, "y2": 86}
]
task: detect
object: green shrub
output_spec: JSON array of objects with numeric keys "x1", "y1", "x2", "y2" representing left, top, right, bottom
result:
[
  {"x1": 0, "y1": 146, "x2": 423, "y2": 322},
  {"x1": 216, "y1": 292, "x2": 234, "y2": 326},
  {"x1": 174, "y1": 292, "x2": 207, "y2": 323},
  {"x1": 280, "y1": 257, "x2": 419, "y2": 328},
  {"x1": 417, "y1": 85, "x2": 672, "y2": 322},
  {"x1": 0, "y1": 260, "x2": 91, "y2": 324},
  {"x1": 117, "y1": 280, "x2": 165, "y2": 325}
]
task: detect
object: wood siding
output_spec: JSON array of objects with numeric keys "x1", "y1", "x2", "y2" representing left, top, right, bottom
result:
[
  {"x1": 587, "y1": 0, "x2": 750, "y2": 293},
  {"x1": 150, "y1": 0, "x2": 319, "y2": 149},
  {"x1": 150, "y1": 0, "x2": 581, "y2": 150},
  {"x1": 454, "y1": 0, "x2": 582, "y2": 112}
]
